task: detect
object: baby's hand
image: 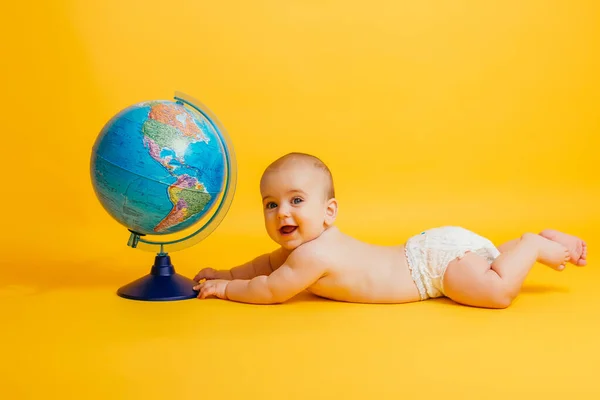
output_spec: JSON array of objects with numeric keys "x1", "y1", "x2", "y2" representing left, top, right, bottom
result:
[
  {"x1": 193, "y1": 267, "x2": 232, "y2": 282},
  {"x1": 193, "y1": 279, "x2": 229, "y2": 300}
]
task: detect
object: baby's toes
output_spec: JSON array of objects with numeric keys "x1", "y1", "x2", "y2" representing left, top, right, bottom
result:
[
  {"x1": 576, "y1": 244, "x2": 588, "y2": 266},
  {"x1": 564, "y1": 240, "x2": 583, "y2": 265},
  {"x1": 574, "y1": 242, "x2": 588, "y2": 266}
]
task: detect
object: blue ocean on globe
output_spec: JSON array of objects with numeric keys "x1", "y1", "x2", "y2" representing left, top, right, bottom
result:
[{"x1": 90, "y1": 100, "x2": 227, "y2": 235}]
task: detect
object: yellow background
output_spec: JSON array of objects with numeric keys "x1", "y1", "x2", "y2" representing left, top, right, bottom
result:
[{"x1": 1, "y1": 0, "x2": 599, "y2": 398}]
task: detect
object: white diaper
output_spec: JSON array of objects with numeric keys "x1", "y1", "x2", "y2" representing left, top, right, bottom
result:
[{"x1": 404, "y1": 226, "x2": 501, "y2": 300}]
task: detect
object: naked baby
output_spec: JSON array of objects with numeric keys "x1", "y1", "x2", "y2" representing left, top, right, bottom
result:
[{"x1": 193, "y1": 152, "x2": 588, "y2": 308}]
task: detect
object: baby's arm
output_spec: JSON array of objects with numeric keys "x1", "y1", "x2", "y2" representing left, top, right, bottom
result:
[
  {"x1": 224, "y1": 248, "x2": 325, "y2": 304},
  {"x1": 193, "y1": 247, "x2": 288, "y2": 282}
]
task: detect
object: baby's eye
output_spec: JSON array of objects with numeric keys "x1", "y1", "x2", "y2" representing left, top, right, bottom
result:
[
  {"x1": 265, "y1": 202, "x2": 277, "y2": 209},
  {"x1": 292, "y1": 197, "x2": 303, "y2": 205}
]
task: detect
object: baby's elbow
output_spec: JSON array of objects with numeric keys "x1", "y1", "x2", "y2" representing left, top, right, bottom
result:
[
  {"x1": 249, "y1": 277, "x2": 289, "y2": 304},
  {"x1": 268, "y1": 289, "x2": 294, "y2": 304},
  {"x1": 266, "y1": 284, "x2": 298, "y2": 304}
]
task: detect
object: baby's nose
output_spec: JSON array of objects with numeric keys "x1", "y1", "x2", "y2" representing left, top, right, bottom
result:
[{"x1": 277, "y1": 205, "x2": 291, "y2": 218}]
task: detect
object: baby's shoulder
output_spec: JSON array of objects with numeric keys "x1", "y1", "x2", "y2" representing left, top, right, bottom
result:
[{"x1": 291, "y1": 235, "x2": 339, "y2": 265}]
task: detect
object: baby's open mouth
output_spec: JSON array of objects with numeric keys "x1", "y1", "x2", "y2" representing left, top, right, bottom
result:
[{"x1": 279, "y1": 225, "x2": 298, "y2": 235}]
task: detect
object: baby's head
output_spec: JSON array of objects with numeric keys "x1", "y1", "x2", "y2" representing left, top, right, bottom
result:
[{"x1": 259, "y1": 152, "x2": 337, "y2": 250}]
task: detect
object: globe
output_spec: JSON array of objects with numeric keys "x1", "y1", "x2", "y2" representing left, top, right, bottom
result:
[{"x1": 90, "y1": 92, "x2": 237, "y2": 301}]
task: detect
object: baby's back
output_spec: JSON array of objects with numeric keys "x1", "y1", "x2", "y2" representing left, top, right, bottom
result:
[{"x1": 303, "y1": 227, "x2": 421, "y2": 303}]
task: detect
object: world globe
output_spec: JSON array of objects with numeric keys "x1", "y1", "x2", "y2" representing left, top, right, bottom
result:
[{"x1": 90, "y1": 92, "x2": 237, "y2": 301}]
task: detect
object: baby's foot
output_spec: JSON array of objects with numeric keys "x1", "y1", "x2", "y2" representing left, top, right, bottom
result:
[
  {"x1": 539, "y1": 229, "x2": 587, "y2": 266},
  {"x1": 533, "y1": 235, "x2": 570, "y2": 271}
]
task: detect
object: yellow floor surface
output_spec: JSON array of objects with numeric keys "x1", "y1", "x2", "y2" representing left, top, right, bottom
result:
[{"x1": 2, "y1": 226, "x2": 598, "y2": 399}]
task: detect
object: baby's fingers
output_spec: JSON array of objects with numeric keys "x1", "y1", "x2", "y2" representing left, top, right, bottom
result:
[
  {"x1": 193, "y1": 267, "x2": 216, "y2": 281},
  {"x1": 198, "y1": 283, "x2": 216, "y2": 299}
]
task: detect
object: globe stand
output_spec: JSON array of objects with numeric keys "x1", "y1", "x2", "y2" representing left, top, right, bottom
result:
[{"x1": 117, "y1": 254, "x2": 198, "y2": 301}]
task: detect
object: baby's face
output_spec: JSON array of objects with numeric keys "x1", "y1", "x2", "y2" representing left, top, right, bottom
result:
[{"x1": 260, "y1": 164, "x2": 335, "y2": 250}]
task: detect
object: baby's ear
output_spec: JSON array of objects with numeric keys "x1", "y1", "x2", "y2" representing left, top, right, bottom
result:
[{"x1": 324, "y1": 198, "x2": 338, "y2": 226}]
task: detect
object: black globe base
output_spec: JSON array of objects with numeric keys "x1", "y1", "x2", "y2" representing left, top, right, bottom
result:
[{"x1": 117, "y1": 254, "x2": 198, "y2": 301}]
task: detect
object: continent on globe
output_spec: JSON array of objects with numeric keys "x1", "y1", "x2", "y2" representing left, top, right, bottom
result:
[
  {"x1": 139, "y1": 102, "x2": 214, "y2": 233},
  {"x1": 143, "y1": 136, "x2": 175, "y2": 171},
  {"x1": 148, "y1": 102, "x2": 209, "y2": 143},
  {"x1": 154, "y1": 174, "x2": 211, "y2": 233},
  {"x1": 142, "y1": 102, "x2": 209, "y2": 165}
]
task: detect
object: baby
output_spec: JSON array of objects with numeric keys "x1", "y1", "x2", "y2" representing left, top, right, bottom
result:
[{"x1": 193, "y1": 152, "x2": 588, "y2": 308}]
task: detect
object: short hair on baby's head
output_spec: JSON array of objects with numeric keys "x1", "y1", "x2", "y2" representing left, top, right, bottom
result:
[{"x1": 263, "y1": 152, "x2": 335, "y2": 199}]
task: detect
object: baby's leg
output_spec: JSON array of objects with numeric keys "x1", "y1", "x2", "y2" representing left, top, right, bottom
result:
[{"x1": 443, "y1": 233, "x2": 570, "y2": 309}]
